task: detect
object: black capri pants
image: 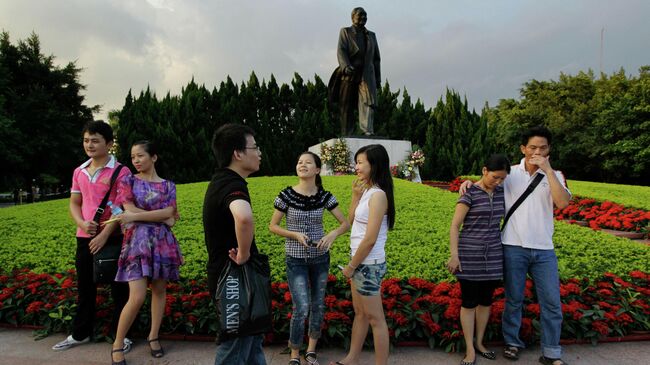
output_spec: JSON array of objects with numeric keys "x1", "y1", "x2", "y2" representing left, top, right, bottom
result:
[{"x1": 459, "y1": 279, "x2": 501, "y2": 309}]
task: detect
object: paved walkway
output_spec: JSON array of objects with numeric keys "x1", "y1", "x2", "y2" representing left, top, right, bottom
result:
[{"x1": 0, "y1": 328, "x2": 648, "y2": 365}]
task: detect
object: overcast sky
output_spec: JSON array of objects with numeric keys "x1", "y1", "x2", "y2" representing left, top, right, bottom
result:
[{"x1": 2, "y1": 0, "x2": 649, "y2": 119}]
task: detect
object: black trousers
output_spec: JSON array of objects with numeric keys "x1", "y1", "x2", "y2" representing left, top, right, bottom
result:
[{"x1": 72, "y1": 235, "x2": 129, "y2": 340}]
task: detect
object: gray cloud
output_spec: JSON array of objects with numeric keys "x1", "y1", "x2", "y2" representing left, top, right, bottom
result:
[{"x1": 1, "y1": 0, "x2": 649, "y2": 117}]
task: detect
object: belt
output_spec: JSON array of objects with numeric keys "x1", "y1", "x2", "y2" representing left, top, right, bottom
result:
[
  {"x1": 350, "y1": 254, "x2": 386, "y2": 266},
  {"x1": 361, "y1": 258, "x2": 385, "y2": 265}
]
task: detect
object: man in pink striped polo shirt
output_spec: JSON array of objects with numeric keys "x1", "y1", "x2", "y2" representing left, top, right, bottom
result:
[{"x1": 52, "y1": 121, "x2": 132, "y2": 353}]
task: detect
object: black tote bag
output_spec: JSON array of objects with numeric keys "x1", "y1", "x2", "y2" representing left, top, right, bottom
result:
[{"x1": 213, "y1": 253, "x2": 272, "y2": 342}]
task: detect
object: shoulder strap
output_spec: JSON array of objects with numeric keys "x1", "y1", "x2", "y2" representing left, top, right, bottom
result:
[
  {"x1": 501, "y1": 173, "x2": 544, "y2": 231},
  {"x1": 93, "y1": 164, "x2": 125, "y2": 225}
]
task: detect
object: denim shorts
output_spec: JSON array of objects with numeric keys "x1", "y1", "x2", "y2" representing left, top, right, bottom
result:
[{"x1": 351, "y1": 262, "x2": 387, "y2": 296}]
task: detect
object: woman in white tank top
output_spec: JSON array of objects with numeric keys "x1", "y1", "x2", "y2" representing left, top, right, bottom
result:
[{"x1": 334, "y1": 144, "x2": 395, "y2": 365}]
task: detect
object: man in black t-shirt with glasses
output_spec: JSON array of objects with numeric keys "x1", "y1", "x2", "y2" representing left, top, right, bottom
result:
[{"x1": 202, "y1": 123, "x2": 265, "y2": 365}]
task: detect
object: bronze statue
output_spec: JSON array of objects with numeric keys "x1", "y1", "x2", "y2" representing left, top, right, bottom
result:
[{"x1": 328, "y1": 7, "x2": 381, "y2": 136}]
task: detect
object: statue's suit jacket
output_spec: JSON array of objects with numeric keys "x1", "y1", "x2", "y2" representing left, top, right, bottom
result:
[{"x1": 336, "y1": 26, "x2": 381, "y2": 105}]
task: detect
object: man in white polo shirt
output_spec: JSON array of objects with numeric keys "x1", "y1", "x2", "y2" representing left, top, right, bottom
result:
[
  {"x1": 502, "y1": 126, "x2": 571, "y2": 365},
  {"x1": 461, "y1": 126, "x2": 571, "y2": 365}
]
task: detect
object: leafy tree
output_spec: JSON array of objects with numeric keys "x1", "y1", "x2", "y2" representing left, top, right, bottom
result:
[
  {"x1": 488, "y1": 67, "x2": 649, "y2": 184},
  {"x1": 421, "y1": 90, "x2": 492, "y2": 180},
  {"x1": 0, "y1": 31, "x2": 94, "y2": 191}
]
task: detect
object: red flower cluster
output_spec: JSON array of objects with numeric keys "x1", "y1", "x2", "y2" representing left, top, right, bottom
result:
[
  {"x1": 526, "y1": 303, "x2": 540, "y2": 316},
  {"x1": 592, "y1": 320, "x2": 610, "y2": 336},
  {"x1": 382, "y1": 278, "x2": 402, "y2": 296},
  {"x1": 407, "y1": 277, "x2": 436, "y2": 291},
  {"x1": 323, "y1": 311, "x2": 351, "y2": 324},
  {"x1": 1, "y1": 269, "x2": 649, "y2": 351},
  {"x1": 448, "y1": 177, "x2": 470, "y2": 193},
  {"x1": 25, "y1": 301, "x2": 44, "y2": 314},
  {"x1": 554, "y1": 198, "x2": 649, "y2": 235},
  {"x1": 559, "y1": 282, "x2": 581, "y2": 297},
  {"x1": 562, "y1": 300, "x2": 588, "y2": 320}
]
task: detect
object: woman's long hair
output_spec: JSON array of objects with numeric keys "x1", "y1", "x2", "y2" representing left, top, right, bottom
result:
[
  {"x1": 355, "y1": 144, "x2": 395, "y2": 229},
  {"x1": 299, "y1": 151, "x2": 323, "y2": 188}
]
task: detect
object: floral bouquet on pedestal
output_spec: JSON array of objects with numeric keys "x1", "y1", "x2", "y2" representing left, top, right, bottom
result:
[
  {"x1": 408, "y1": 149, "x2": 425, "y2": 169},
  {"x1": 320, "y1": 139, "x2": 352, "y2": 175},
  {"x1": 391, "y1": 149, "x2": 425, "y2": 181}
]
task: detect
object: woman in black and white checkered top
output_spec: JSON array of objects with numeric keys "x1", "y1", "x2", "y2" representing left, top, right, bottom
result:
[{"x1": 269, "y1": 151, "x2": 349, "y2": 365}]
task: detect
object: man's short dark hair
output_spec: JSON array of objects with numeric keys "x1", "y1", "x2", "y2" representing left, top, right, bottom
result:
[
  {"x1": 212, "y1": 123, "x2": 255, "y2": 168},
  {"x1": 351, "y1": 7, "x2": 366, "y2": 18},
  {"x1": 521, "y1": 125, "x2": 552, "y2": 146},
  {"x1": 82, "y1": 120, "x2": 114, "y2": 143}
]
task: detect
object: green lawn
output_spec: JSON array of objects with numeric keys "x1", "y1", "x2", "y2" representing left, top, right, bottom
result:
[
  {"x1": 1, "y1": 176, "x2": 648, "y2": 281},
  {"x1": 567, "y1": 180, "x2": 650, "y2": 210}
]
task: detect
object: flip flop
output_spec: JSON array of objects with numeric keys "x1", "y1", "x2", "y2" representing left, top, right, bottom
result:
[
  {"x1": 479, "y1": 350, "x2": 497, "y2": 360},
  {"x1": 539, "y1": 356, "x2": 569, "y2": 365}
]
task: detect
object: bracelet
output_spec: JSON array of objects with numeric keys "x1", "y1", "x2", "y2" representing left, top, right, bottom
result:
[{"x1": 347, "y1": 263, "x2": 358, "y2": 269}]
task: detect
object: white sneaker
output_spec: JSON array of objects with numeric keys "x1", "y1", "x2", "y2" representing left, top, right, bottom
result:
[
  {"x1": 52, "y1": 335, "x2": 90, "y2": 351},
  {"x1": 123, "y1": 338, "x2": 133, "y2": 353}
]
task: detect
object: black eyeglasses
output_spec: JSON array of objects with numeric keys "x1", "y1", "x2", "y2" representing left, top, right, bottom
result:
[{"x1": 244, "y1": 145, "x2": 260, "y2": 152}]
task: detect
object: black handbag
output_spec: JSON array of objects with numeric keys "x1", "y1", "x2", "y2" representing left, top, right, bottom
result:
[
  {"x1": 213, "y1": 253, "x2": 272, "y2": 343},
  {"x1": 93, "y1": 239, "x2": 122, "y2": 283},
  {"x1": 92, "y1": 164, "x2": 125, "y2": 284}
]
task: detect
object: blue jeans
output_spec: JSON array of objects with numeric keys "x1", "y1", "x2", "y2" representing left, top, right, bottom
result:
[
  {"x1": 214, "y1": 334, "x2": 266, "y2": 365},
  {"x1": 502, "y1": 245, "x2": 563, "y2": 359},
  {"x1": 286, "y1": 253, "x2": 330, "y2": 349}
]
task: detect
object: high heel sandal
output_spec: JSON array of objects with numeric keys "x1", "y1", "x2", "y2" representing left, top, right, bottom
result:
[
  {"x1": 148, "y1": 338, "x2": 165, "y2": 358},
  {"x1": 111, "y1": 348, "x2": 127, "y2": 365}
]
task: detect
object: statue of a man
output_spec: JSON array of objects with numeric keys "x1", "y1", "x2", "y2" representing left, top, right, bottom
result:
[{"x1": 329, "y1": 7, "x2": 381, "y2": 136}]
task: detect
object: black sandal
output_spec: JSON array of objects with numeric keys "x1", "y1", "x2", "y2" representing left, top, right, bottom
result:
[
  {"x1": 539, "y1": 356, "x2": 569, "y2": 365},
  {"x1": 289, "y1": 358, "x2": 301, "y2": 365},
  {"x1": 111, "y1": 348, "x2": 127, "y2": 365},
  {"x1": 148, "y1": 338, "x2": 164, "y2": 358},
  {"x1": 305, "y1": 351, "x2": 319, "y2": 365},
  {"x1": 503, "y1": 346, "x2": 520, "y2": 361}
]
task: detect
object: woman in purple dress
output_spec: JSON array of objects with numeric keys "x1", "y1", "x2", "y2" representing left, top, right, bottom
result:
[{"x1": 110, "y1": 141, "x2": 182, "y2": 365}]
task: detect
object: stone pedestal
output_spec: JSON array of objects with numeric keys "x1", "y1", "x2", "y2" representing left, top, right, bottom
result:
[{"x1": 309, "y1": 137, "x2": 415, "y2": 177}]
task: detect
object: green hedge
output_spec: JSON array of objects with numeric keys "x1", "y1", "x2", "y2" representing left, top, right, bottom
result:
[{"x1": 1, "y1": 177, "x2": 648, "y2": 281}]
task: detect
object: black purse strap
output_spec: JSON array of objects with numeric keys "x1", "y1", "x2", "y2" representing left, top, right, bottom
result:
[
  {"x1": 501, "y1": 173, "x2": 544, "y2": 231},
  {"x1": 92, "y1": 164, "x2": 125, "y2": 225}
]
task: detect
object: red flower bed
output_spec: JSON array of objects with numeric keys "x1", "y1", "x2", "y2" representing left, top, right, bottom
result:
[
  {"x1": 554, "y1": 198, "x2": 649, "y2": 236},
  {"x1": 422, "y1": 178, "x2": 468, "y2": 193},
  {"x1": 1, "y1": 269, "x2": 648, "y2": 350}
]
